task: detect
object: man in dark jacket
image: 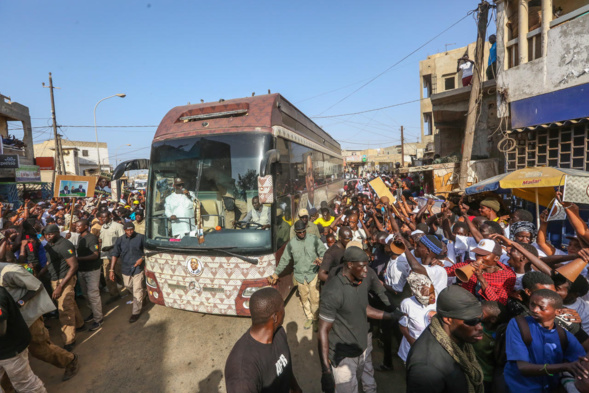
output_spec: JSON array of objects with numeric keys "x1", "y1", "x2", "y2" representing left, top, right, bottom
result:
[
  {"x1": 406, "y1": 285, "x2": 485, "y2": 393},
  {"x1": 110, "y1": 222, "x2": 145, "y2": 323}
]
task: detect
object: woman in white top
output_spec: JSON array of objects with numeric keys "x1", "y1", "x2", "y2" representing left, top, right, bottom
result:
[{"x1": 398, "y1": 272, "x2": 437, "y2": 363}]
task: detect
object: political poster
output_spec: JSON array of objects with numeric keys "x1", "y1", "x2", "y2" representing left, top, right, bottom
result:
[{"x1": 54, "y1": 175, "x2": 96, "y2": 198}]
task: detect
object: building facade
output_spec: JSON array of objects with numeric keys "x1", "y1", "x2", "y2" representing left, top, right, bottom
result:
[
  {"x1": 419, "y1": 42, "x2": 491, "y2": 152},
  {"x1": 34, "y1": 140, "x2": 110, "y2": 181},
  {"x1": 496, "y1": 0, "x2": 589, "y2": 172}
]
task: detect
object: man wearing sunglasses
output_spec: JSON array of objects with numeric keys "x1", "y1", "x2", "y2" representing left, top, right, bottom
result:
[
  {"x1": 406, "y1": 285, "x2": 485, "y2": 393},
  {"x1": 268, "y1": 220, "x2": 325, "y2": 330}
]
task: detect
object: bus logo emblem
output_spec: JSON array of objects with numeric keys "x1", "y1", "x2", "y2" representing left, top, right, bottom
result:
[{"x1": 186, "y1": 257, "x2": 203, "y2": 276}]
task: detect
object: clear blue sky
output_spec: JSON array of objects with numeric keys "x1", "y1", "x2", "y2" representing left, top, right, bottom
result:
[{"x1": 1, "y1": 0, "x2": 495, "y2": 162}]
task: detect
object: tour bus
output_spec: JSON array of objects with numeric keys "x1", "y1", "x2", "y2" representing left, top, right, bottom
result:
[{"x1": 115, "y1": 94, "x2": 343, "y2": 316}]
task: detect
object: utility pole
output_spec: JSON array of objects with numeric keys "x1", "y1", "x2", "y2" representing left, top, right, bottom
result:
[
  {"x1": 458, "y1": 1, "x2": 490, "y2": 191},
  {"x1": 400, "y1": 126, "x2": 405, "y2": 167},
  {"x1": 43, "y1": 73, "x2": 63, "y2": 176}
]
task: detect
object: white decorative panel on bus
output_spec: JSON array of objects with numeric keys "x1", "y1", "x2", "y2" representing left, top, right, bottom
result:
[{"x1": 146, "y1": 253, "x2": 276, "y2": 315}]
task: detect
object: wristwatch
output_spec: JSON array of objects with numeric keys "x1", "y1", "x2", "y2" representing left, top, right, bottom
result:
[{"x1": 17, "y1": 300, "x2": 25, "y2": 307}]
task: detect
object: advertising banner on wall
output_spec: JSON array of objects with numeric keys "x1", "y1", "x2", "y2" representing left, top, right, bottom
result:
[{"x1": 15, "y1": 165, "x2": 42, "y2": 182}]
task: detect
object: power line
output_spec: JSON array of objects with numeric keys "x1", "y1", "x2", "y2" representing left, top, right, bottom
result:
[
  {"x1": 315, "y1": 12, "x2": 473, "y2": 115},
  {"x1": 312, "y1": 99, "x2": 421, "y2": 119}
]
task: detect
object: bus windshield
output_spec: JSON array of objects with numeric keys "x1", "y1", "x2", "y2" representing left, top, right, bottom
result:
[{"x1": 147, "y1": 133, "x2": 273, "y2": 254}]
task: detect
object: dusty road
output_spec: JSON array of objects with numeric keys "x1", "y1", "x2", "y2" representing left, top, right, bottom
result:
[{"x1": 32, "y1": 290, "x2": 406, "y2": 393}]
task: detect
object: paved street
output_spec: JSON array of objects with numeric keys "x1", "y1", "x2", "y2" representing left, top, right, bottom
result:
[{"x1": 31, "y1": 289, "x2": 406, "y2": 393}]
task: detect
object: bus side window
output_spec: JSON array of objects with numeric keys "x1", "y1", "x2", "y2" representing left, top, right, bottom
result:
[
  {"x1": 276, "y1": 195, "x2": 292, "y2": 249},
  {"x1": 275, "y1": 137, "x2": 292, "y2": 196}
]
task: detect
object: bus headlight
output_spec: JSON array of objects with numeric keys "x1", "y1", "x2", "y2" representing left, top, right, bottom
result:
[
  {"x1": 146, "y1": 276, "x2": 158, "y2": 288},
  {"x1": 242, "y1": 287, "x2": 261, "y2": 298}
]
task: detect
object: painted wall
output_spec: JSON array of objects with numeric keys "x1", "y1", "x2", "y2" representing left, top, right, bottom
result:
[{"x1": 497, "y1": 12, "x2": 589, "y2": 104}]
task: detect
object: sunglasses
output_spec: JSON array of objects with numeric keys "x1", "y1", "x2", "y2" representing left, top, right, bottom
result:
[
  {"x1": 295, "y1": 230, "x2": 307, "y2": 233},
  {"x1": 342, "y1": 237, "x2": 353, "y2": 240},
  {"x1": 463, "y1": 317, "x2": 483, "y2": 327}
]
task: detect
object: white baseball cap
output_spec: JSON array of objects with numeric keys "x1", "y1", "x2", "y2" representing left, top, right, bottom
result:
[{"x1": 472, "y1": 239, "x2": 502, "y2": 256}]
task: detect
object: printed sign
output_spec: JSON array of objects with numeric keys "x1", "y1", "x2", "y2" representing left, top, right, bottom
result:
[
  {"x1": 95, "y1": 172, "x2": 112, "y2": 197},
  {"x1": 563, "y1": 175, "x2": 589, "y2": 205},
  {"x1": 54, "y1": 175, "x2": 96, "y2": 198},
  {"x1": 15, "y1": 165, "x2": 41, "y2": 183},
  {"x1": 0, "y1": 155, "x2": 19, "y2": 169},
  {"x1": 35, "y1": 157, "x2": 55, "y2": 170}
]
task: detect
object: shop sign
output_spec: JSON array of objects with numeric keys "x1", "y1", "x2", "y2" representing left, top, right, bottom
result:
[
  {"x1": 0, "y1": 155, "x2": 19, "y2": 169},
  {"x1": 16, "y1": 165, "x2": 41, "y2": 182}
]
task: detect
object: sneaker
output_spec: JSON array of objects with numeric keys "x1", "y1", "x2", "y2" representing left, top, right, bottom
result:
[
  {"x1": 64, "y1": 341, "x2": 76, "y2": 352},
  {"x1": 303, "y1": 319, "x2": 313, "y2": 330},
  {"x1": 106, "y1": 295, "x2": 121, "y2": 305},
  {"x1": 84, "y1": 313, "x2": 94, "y2": 323},
  {"x1": 62, "y1": 354, "x2": 79, "y2": 381},
  {"x1": 89, "y1": 320, "x2": 103, "y2": 331},
  {"x1": 129, "y1": 314, "x2": 141, "y2": 323}
]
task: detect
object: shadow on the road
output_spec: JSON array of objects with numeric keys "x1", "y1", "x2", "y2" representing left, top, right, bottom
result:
[
  {"x1": 197, "y1": 369, "x2": 223, "y2": 393},
  {"x1": 285, "y1": 321, "x2": 321, "y2": 393}
]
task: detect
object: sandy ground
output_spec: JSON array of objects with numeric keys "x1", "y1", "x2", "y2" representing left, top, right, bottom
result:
[{"x1": 31, "y1": 289, "x2": 406, "y2": 393}]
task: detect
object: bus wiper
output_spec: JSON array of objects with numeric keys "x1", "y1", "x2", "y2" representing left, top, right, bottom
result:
[
  {"x1": 204, "y1": 248, "x2": 259, "y2": 265},
  {"x1": 146, "y1": 246, "x2": 258, "y2": 265}
]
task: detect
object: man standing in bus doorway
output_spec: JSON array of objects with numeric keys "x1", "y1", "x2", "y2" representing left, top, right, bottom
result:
[
  {"x1": 290, "y1": 209, "x2": 321, "y2": 240},
  {"x1": 165, "y1": 178, "x2": 196, "y2": 237},
  {"x1": 268, "y1": 220, "x2": 325, "y2": 331}
]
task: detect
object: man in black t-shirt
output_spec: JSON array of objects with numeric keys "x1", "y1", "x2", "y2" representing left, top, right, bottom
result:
[
  {"x1": 41, "y1": 224, "x2": 84, "y2": 351},
  {"x1": 0, "y1": 286, "x2": 47, "y2": 392},
  {"x1": 318, "y1": 227, "x2": 353, "y2": 282},
  {"x1": 75, "y1": 219, "x2": 103, "y2": 331},
  {"x1": 225, "y1": 287, "x2": 301, "y2": 393}
]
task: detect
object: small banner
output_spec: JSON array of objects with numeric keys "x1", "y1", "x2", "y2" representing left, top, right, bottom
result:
[
  {"x1": 54, "y1": 175, "x2": 96, "y2": 198},
  {"x1": 94, "y1": 172, "x2": 113, "y2": 197},
  {"x1": 257, "y1": 175, "x2": 274, "y2": 204},
  {"x1": 563, "y1": 175, "x2": 589, "y2": 205}
]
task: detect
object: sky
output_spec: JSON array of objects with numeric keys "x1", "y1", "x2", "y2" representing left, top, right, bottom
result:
[{"x1": 1, "y1": 0, "x2": 496, "y2": 164}]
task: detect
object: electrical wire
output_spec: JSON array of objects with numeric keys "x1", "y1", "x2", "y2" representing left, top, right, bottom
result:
[
  {"x1": 312, "y1": 99, "x2": 422, "y2": 119},
  {"x1": 315, "y1": 11, "x2": 474, "y2": 116}
]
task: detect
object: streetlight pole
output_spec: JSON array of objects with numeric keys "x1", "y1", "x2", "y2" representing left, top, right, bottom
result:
[
  {"x1": 94, "y1": 93, "x2": 126, "y2": 173},
  {"x1": 115, "y1": 144, "x2": 131, "y2": 166}
]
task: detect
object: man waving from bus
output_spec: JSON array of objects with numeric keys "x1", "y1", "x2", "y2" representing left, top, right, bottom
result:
[{"x1": 164, "y1": 178, "x2": 197, "y2": 237}]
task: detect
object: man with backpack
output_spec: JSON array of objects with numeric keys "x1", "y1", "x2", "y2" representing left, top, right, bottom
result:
[{"x1": 504, "y1": 289, "x2": 589, "y2": 392}]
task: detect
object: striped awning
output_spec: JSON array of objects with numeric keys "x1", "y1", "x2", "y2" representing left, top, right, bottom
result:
[{"x1": 508, "y1": 116, "x2": 589, "y2": 133}]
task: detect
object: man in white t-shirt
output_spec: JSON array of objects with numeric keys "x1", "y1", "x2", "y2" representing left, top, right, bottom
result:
[{"x1": 457, "y1": 56, "x2": 474, "y2": 86}]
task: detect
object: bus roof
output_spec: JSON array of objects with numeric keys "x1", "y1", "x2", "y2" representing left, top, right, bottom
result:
[{"x1": 153, "y1": 94, "x2": 340, "y2": 155}]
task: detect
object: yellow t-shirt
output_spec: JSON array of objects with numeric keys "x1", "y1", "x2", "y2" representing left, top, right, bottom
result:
[{"x1": 314, "y1": 216, "x2": 335, "y2": 227}]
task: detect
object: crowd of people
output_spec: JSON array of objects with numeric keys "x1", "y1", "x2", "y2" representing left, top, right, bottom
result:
[
  {"x1": 0, "y1": 191, "x2": 146, "y2": 392},
  {"x1": 226, "y1": 173, "x2": 589, "y2": 393}
]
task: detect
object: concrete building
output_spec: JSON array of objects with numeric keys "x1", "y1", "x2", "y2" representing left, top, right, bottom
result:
[
  {"x1": 34, "y1": 140, "x2": 110, "y2": 182},
  {"x1": 495, "y1": 0, "x2": 589, "y2": 172},
  {"x1": 0, "y1": 94, "x2": 34, "y2": 167},
  {"x1": 419, "y1": 42, "x2": 494, "y2": 156},
  {"x1": 343, "y1": 142, "x2": 428, "y2": 174}
]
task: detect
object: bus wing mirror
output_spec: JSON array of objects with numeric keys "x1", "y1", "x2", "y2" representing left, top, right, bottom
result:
[
  {"x1": 112, "y1": 159, "x2": 150, "y2": 180},
  {"x1": 258, "y1": 149, "x2": 280, "y2": 204},
  {"x1": 259, "y1": 149, "x2": 280, "y2": 177}
]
